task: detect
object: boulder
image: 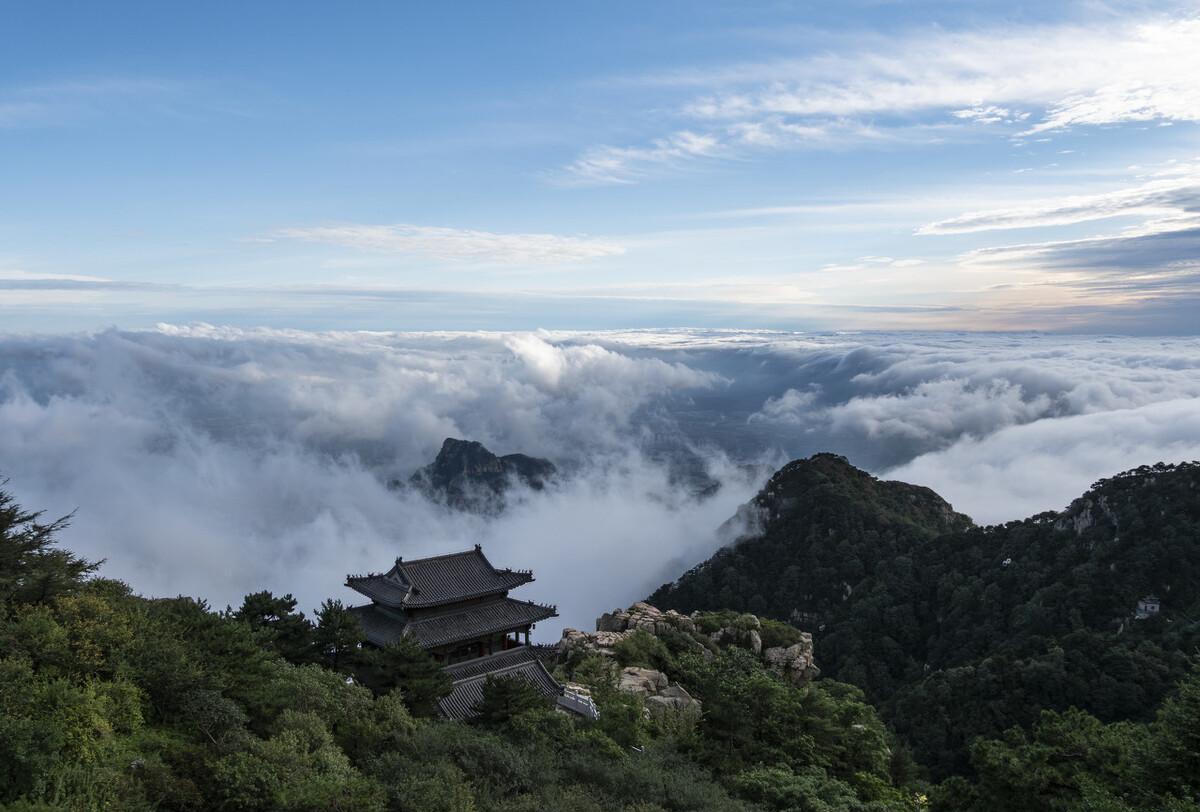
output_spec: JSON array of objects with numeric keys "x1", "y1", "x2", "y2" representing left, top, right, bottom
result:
[
  {"x1": 618, "y1": 666, "x2": 669, "y2": 697},
  {"x1": 762, "y1": 636, "x2": 818, "y2": 684},
  {"x1": 645, "y1": 684, "x2": 702, "y2": 718},
  {"x1": 559, "y1": 627, "x2": 630, "y2": 658},
  {"x1": 705, "y1": 613, "x2": 768, "y2": 655}
]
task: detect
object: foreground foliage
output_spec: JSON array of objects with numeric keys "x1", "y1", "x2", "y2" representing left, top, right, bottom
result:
[{"x1": 0, "y1": 485, "x2": 909, "y2": 811}]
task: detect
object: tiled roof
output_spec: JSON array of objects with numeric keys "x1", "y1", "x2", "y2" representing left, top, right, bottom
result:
[
  {"x1": 345, "y1": 571, "x2": 410, "y2": 607},
  {"x1": 407, "y1": 597, "x2": 556, "y2": 648},
  {"x1": 346, "y1": 547, "x2": 534, "y2": 609},
  {"x1": 437, "y1": 646, "x2": 563, "y2": 721},
  {"x1": 443, "y1": 645, "x2": 549, "y2": 681},
  {"x1": 349, "y1": 596, "x2": 557, "y2": 649}
]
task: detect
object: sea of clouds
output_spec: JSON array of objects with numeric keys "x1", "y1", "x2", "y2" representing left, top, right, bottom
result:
[{"x1": 2, "y1": 325, "x2": 1199, "y2": 634}]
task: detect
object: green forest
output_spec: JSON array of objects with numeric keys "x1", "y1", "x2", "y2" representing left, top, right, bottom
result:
[
  {"x1": 652, "y1": 455, "x2": 1200, "y2": 804},
  {"x1": 2, "y1": 455, "x2": 1199, "y2": 811}
]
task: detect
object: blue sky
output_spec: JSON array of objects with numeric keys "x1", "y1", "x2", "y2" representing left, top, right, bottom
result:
[{"x1": 3, "y1": 0, "x2": 1200, "y2": 332}]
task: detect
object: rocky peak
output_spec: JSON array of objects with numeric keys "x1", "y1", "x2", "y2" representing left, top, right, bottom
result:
[{"x1": 409, "y1": 437, "x2": 556, "y2": 512}]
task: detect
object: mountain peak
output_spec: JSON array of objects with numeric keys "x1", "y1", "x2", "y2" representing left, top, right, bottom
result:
[
  {"x1": 410, "y1": 437, "x2": 556, "y2": 512},
  {"x1": 752, "y1": 453, "x2": 972, "y2": 535}
]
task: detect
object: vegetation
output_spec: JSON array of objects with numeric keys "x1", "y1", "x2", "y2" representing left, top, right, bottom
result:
[
  {"x1": 652, "y1": 455, "x2": 1200, "y2": 784},
  {"x1": 0, "y1": 483, "x2": 908, "y2": 811}
]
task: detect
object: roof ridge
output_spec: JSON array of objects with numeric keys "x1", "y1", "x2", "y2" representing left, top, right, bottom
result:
[
  {"x1": 396, "y1": 546, "x2": 481, "y2": 566},
  {"x1": 508, "y1": 596, "x2": 558, "y2": 612},
  {"x1": 443, "y1": 646, "x2": 539, "y2": 676},
  {"x1": 454, "y1": 656, "x2": 559, "y2": 687},
  {"x1": 395, "y1": 545, "x2": 530, "y2": 575}
]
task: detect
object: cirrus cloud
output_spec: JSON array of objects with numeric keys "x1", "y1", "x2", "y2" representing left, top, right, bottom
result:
[{"x1": 562, "y1": 14, "x2": 1200, "y2": 184}]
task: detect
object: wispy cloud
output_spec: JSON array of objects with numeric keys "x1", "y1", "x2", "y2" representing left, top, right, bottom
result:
[
  {"x1": 561, "y1": 14, "x2": 1200, "y2": 183},
  {"x1": 682, "y1": 17, "x2": 1200, "y2": 131},
  {"x1": 557, "y1": 131, "x2": 723, "y2": 186},
  {"x1": 558, "y1": 118, "x2": 898, "y2": 185},
  {"x1": 268, "y1": 224, "x2": 626, "y2": 265},
  {"x1": 918, "y1": 166, "x2": 1200, "y2": 235}
]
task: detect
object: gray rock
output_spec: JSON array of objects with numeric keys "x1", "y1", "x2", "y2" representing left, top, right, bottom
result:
[{"x1": 618, "y1": 667, "x2": 669, "y2": 697}]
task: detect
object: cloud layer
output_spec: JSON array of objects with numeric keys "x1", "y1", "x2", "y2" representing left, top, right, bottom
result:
[
  {"x1": 1, "y1": 327, "x2": 1197, "y2": 632},
  {"x1": 0, "y1": 327, "x2": 748, "y2": 633}
]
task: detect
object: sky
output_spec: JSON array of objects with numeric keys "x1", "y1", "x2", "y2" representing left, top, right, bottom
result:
[{"x1": 3, "y1": 0, "x2": 1200, "y2": 332}]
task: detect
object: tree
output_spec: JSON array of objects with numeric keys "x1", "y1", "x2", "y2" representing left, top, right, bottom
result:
[
  {"x1": 0, "y1": 486, "x2": 97, "y2": 605},
  {"x1": 473, "y1": 676, "x2": 551, "y2": 726},
  {"x1": 234, "y1": 591, "x2": 315, "y2": 665},
  {"x1": 1151, "y1": 663, "x2": 1200, "y2": 800},
  {"x1": 313, "y1": 599, "x2": 364, "y2": 673},
  {"x1": 211, "y1": 710, "x2": 386, "y2": 811},
  {"x1": 353, "y1": 636, "x2": 451, "y2": 717}
]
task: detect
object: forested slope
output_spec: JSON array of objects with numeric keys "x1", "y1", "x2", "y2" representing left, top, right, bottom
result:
[{"x1": 652, "y1": 456, "x2": 1200, "y2": 776}]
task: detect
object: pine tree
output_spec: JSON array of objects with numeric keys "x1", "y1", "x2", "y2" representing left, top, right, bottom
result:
[
  {"x1": 473, "y1": 675, "x2": 550, "y2": 725},
  {"x1": 313, "y1": 599, "x2": 364, "y2": 673},
  {"x1": 353, "y1": 636, "x2": 452, "y2": 716},
  {"x1": 0, "y1": 485, "x2": 97, "y2": 605},
  {"x1": 234, "y1": 590, "x2": 316, "y2": 664}
]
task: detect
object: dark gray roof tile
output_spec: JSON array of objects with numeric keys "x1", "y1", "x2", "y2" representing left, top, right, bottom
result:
[
  {"x1": 347, "y1": 547, "x2": 533, "y2": 608},
  {"x1": 437, "y1": 647, "x2": 562, "y2": 721},
  {"x1": 349, "y1": 597, "x2": 556, "y2": 650}
]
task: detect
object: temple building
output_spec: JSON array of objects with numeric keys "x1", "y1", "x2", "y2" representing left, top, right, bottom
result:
[{"x1": 347, "y1": 545, "x2": 595, "y2": 721}]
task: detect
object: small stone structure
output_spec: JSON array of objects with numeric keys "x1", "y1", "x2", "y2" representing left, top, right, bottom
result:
[{"x1": 1135, "y1": 595, "x2": 1162, "y2": 620}]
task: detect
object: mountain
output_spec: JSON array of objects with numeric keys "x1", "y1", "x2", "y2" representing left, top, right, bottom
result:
[
  {"x1": 408, "y1": 437, "x2": 557, "y2": 511},
  {"x1": 655, "y1": 453, "x2": 973, "y2": 621},
  {"x1": 651, "y1": 454, "x2": 1200, "y2": 776}
]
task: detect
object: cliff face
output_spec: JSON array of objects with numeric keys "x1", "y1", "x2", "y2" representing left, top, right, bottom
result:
[{"x1": 409, "y1": 438, "x2": 556, "y2": 512}]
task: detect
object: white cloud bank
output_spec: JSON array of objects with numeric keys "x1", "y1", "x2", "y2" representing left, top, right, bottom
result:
[
  {"x1": 0, "y1": 326, "x2": 745, "y2": 634},
  {"x1": 1, "y1": 327, "x2": 1197, "y2": 632},
  {"x1": 888, "y1": 398, "x2": 1200, "y2": 524}
]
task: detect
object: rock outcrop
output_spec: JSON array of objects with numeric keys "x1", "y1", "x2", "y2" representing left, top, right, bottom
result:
[
  {"x1": 707, "y1": 614, "x2": 763, "y2": 656},
  {"x1": 617, "y1": 666, "x2": 669, "y2": 695},
  {"x1": 597, "y1": 602, "x2": 696, "y2": 636},
  {"x1": 763, "y1": 640, "x2": 818, "y2": 684},
  {"x1": 616, "y1": 666, "x2": 702, "y2": 719},
  {"x1": 559, "y1": 601, "x2": 818, "y2": 686}
]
